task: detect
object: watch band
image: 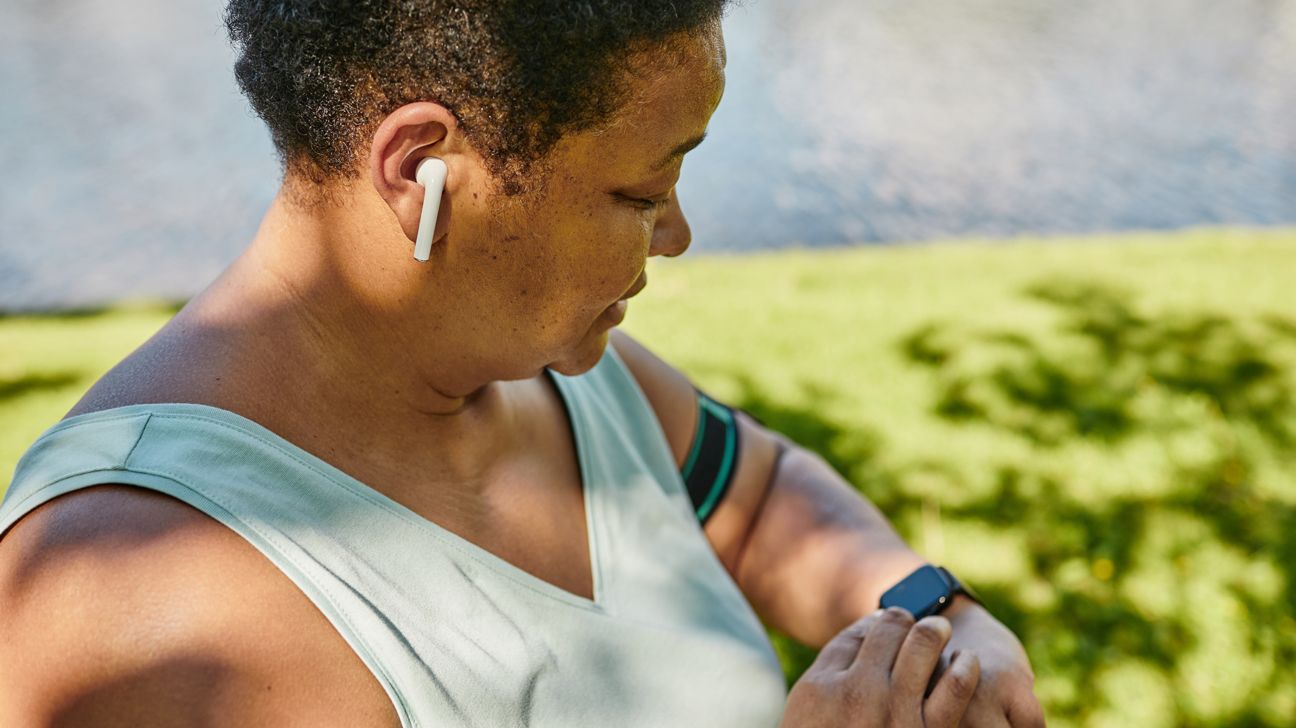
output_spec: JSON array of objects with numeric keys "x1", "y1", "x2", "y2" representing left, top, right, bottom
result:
[{"x1": 934, "y1": 565, "x2": 982, "y2": 611}]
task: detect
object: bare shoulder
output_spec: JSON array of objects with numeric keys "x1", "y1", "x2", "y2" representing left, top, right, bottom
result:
[
  {"x1": 608, "y1": 330, "x2": 790, "y2": 571},
  {"x1": 0, "y1": 486, "x2": 397, "y2": 727},
  {"x1": 608, "y1": 329, "x2": 700, "y2": 467},
  {"x1": 63, "y1": 314, "x2": 221, "y2": 419}
]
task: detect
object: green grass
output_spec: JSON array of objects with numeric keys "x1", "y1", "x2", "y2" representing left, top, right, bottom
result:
[
  {"x1": 3, "y1": 227, "x2": 1294, "y2": 726},
  {"x1": 0, "y1": 303, "x2": 180, "y2": 484}
]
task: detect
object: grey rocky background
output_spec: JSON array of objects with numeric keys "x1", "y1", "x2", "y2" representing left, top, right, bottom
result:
[{"x1": 1, "y1": 0, "x2": 1293, "y2": 311}]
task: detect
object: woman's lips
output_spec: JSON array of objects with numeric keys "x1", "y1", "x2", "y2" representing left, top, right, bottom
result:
[
  {"x1": 602, "y1": 272, "x2": 646, "y2": 324},
  {"x1": 621, "y1": 273, "x2": 648, "y2": 301},
  {"x1": 603, "y1": 298, "x2": 628, "y2": 323}
]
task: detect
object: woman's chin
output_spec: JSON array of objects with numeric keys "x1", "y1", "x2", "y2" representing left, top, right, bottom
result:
[
  {"x1": 545, "y1": 300, "x2": 626, "y2": 377},
  {"x1": 601, "y1": 298, "x2": 628, "y2": 325},
  {"x1": 546, "y1": 334, "x2": 611, "y2": 378}
]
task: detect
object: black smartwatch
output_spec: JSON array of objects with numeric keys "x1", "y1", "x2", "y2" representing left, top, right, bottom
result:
[{"x1": 879, "y1": 565, "x2": 979, "y2": 619}]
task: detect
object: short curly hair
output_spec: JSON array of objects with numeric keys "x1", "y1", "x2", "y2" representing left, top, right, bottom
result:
[{"x1": 225, "y1": 1, "x2": 731, "y2": 194}]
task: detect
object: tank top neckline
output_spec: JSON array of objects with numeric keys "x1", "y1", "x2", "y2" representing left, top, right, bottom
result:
[{"x1": 49, "y1": 370, "x2": 605, "y2": 612}]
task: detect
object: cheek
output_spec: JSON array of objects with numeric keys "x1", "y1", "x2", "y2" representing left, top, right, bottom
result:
[
  {"x1": 520, "y1": 220, "x2": 647, "y2": 350},
  {"x1": 552, "y1": 208, "x2": 651, "y2": 295},
  {"x1": 595, "y1": 208, "x2": 655, "y2": 266},
  {"x1": 489, "y1": 181, "x2": 651, "y2": 326}
]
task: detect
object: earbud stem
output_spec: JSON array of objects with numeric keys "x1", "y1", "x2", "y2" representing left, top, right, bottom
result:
[{"x1": 413, "y1": 157, "x2": 448, "y2": 262}]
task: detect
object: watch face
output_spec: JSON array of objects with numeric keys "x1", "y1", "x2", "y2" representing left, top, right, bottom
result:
[{"x1": 879, "y1": 565, "x2": 951, "y2": 619}]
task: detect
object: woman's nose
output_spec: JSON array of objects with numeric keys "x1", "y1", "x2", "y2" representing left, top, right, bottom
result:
[{"x1": 649, "y1": 194, "x2": 692, "y2": 258}]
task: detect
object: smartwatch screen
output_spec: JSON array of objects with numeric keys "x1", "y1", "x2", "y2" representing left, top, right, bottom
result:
[{"x1": 879, "y1": 565, "x2": 951, "y2": 619}]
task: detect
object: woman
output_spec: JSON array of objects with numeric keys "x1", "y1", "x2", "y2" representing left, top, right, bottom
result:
[{"x1": 0, "y1": 2, "x2": 1042, "y2": 725}]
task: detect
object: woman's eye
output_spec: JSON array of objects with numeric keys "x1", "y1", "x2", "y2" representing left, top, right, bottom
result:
[
  {"x1": 620, "y1": 192, "x2": 673, "y2": 212},
  {"x1": 639, "y1": 196, "x2": 671, "y2": 211}
]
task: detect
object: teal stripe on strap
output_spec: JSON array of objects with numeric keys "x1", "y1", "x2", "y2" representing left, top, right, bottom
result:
[
  {"x1": 695, "y1": 407, "x2": 737, "y2": 522},
  {"x1": 680, "y1": 397, "x2": 708, "y2": 482}
]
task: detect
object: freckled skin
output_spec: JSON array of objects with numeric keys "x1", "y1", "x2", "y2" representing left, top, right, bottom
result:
[
  {"x1": 370, "y1": 25, "x2": 722, "y2": 389},
  {"x1": 68, "y1": 22, "x2": 728, "y2": 493},
  {"x1": 19, "y1": 25, "x2": 1042, "y2": 727},
  {"x1": 16, "y1": 23, "x2": 744, "y2": 727}
]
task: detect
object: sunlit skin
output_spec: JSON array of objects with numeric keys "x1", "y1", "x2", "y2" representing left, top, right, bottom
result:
[
  {"x1": 102, "y1": 26, "x2": 724, "y2": 500},
  {"x1": 0, "y1": 18, "x2": 1043, "y2": 728}
]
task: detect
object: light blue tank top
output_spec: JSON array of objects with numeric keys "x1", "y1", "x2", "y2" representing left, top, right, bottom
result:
[{"x1": 0, "y1": 346, "x2": 788, "y2": 727}]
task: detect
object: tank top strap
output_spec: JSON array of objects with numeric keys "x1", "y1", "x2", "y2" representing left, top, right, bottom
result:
[
  {"x1": 546, "y1": 342, "x2": 694, "y2": 509},
  {"x1": 0, "y1": 346, "x2": 786, "y2": 728}
]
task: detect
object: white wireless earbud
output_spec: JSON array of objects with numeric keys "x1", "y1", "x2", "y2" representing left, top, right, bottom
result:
[{"x1": 413, "y1": 157, "x2": 448, "y2": 262}]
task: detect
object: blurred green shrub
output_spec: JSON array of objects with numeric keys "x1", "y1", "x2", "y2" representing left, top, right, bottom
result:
[
  {"x1": 753, "y1": 280, "x2": 1296, "y2": 726},
  {"x1": 4, "y1": 230, "x2": 1294, "y2": 726}
]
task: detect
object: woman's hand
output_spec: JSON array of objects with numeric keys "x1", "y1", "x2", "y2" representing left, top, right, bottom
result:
[
  {"x1": 937, "y1": 599, "x2": 1045, "y2": 727},
  {"x1": 780, "y1": 607, "x2": 980, "y2": 728}
]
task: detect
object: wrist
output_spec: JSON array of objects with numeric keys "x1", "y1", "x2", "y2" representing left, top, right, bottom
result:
[
  {"x1": 941, "y1": 592, "x2": 983, "y2": 621},
  {"x1": 878, "y1": 564, "x2": 983, "y2": 620}
]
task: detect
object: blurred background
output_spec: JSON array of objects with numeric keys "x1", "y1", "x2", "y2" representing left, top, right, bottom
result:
[
  {"x1": 1, "y1": 0, "x2": 1293, "y2": 309},
  {"x1": 1, "y1": 0, "x2": 1294, "y2": 725}
]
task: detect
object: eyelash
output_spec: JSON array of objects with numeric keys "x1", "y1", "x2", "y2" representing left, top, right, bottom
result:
[{"x1": 623, "y1": 194, "x2": 672, "y2": 212}]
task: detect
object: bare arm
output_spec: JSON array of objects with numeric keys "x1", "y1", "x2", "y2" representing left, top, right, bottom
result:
[
  {"x1": 730, "y1": 441, "x2": 929, "y2": 646},
  {"x1": 610, "y1": 330, "x2": 1044, "y2": 727},
  {"x1": 611, "y1": 330, "x2": 928, "y2": 638},
  {"x1": 0, "y1": 486, "x2": 395, "y2": 727}
]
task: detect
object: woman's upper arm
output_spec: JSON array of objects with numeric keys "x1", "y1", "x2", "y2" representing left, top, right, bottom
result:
[
  {"x1": 608, "y1": 330, "x2": 791, "y2": 573},
  {"x1": 0, "y1": 486, "x2": 392, "y2": 727},
  {"x1": 0, "y1": 488, "x2": 237, "y2": 725}
]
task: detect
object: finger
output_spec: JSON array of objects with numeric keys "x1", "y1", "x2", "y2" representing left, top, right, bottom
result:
[
  {"x1": 889, "y1": 616, "x2": 952, "y2": 712},
  {"x1": 809, "y1": 610, "x2": 883, "y2": 673},
  {"x1": 957, "y1": 704, "x2": 1013, "y2": 728},
  {"x1": 922, "y1": 650, "x2": 980, "y2": 728},
  {"x1": 853, "y1": 606, "x2": 916, "y2": 674},
  {"x1": 1005, "y1": 692, "x2": 1047, "y2": 728},
  {"x1": 923, "y1": 652, "x2": 950, "y2": 698}
]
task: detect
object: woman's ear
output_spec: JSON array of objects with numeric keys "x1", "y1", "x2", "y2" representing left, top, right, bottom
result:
[{"x1": 369, "y1": 102, "x2": 461, "y2": 245}]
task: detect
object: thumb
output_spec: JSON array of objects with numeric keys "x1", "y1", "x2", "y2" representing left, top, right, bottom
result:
[{"x1": 807, "y1": 610, "x2": 884, "y2": 674}]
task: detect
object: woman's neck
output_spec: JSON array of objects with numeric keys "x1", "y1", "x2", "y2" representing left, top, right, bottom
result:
[{"x1": 163, "y1": 190, "x2": 539, "y2": 492}]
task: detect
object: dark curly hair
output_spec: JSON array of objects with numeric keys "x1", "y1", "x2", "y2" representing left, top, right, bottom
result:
[{"x1": 225, "y1": 1, "x2": 731, "y2": 194}]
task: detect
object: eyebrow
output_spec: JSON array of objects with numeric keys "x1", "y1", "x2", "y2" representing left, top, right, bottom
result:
[{"x1": 649, "y1": 131, "x2": 708, "y2": 172}]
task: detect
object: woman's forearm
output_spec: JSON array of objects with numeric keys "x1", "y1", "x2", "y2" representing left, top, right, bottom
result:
[{"x1": 732, "y1": 444, "x2": 928, "y2": 647}]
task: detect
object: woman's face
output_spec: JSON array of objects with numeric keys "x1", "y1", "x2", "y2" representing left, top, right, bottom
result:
[{"x1": 448, "y1": 25, "x2": 727, "y2": 379}]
